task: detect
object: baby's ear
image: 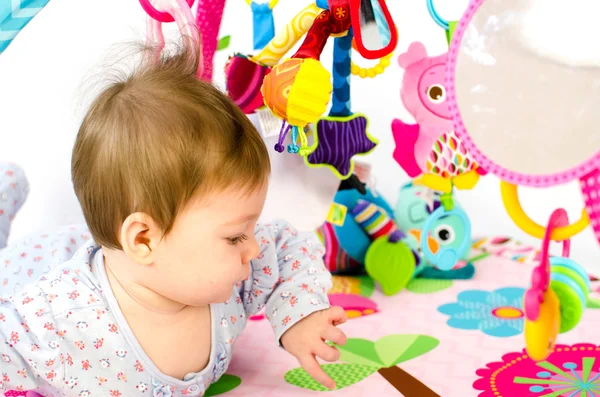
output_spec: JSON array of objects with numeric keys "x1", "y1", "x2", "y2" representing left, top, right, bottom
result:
[
  {"x1": 397, "y1": 42, "x2": 428, "y2": 68},
  {"x1": 120, "y1": 212, "x2": 160, "y2": 265}
]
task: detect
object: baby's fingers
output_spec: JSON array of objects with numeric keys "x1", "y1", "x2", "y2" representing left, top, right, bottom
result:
[
  {"x1": 328, "y1": 306, "x2": 348, "y2": 326},
  {"x1": 315, "y1": 341, "x2": 341, "y2": 362},
  {"x1": 323, "y1": 324, "x2": 347, "y2": 346},
  {"x1": 299, "y1": 355, "x2": 336, "y2": 390}
]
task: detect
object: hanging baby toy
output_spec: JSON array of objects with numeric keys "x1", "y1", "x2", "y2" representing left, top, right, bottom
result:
[
  {"x1": 392, "y1": 0, "x2": 485, "y2": 195},
  {"x1": 244, "y1": 0, "x2": 279, "y2": 50},
  {"x1": 447, "y1": 0, "x2": 599, "y2": 361},
  {"x1": 226, "y1": 0, "x2": 398, "y2": 181},
  {"x1": 268, "y1": 0, "x2": 397, "y2": 178},
  {"x1": 225, "y1": 3, "x2": 321, "y2": 114},
  {"x1": 140, "y1": 0, "x2": 227, "y2": 81},
  {"x1": 387, "y1": 1, "x2": 482, "y2": 272}
]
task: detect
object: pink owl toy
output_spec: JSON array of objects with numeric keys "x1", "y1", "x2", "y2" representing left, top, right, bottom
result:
[{"x1": 392, "y1": 42, "x2": 483, "y2": 193}]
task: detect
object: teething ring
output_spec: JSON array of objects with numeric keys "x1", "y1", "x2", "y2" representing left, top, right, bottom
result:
[
  {"x1": 524, "y1": 209, "x2": 570, "y2": 321},
  {"x1": 139, "y1": 0, "x2": 195, "y2": 22},
  {"x1": 500, "y1": 181, "x2": 590, "y2": 240},
  {"x1": 523, "y1": 209, "x2": 567, "y2": 361},
  {"x1": 524, "y1": 288, "x2": 560, "y2": 362},
  {"x1": 523, "y1": 208, "x2": 587, "y2": 362},
  {"x1": 350, "y1": 53, "x2": 393, "y2": 78}
]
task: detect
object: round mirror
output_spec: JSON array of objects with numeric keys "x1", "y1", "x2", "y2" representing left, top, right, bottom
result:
[{"x1": 447, "y1": 0, "x2": 600, "y2": 186}]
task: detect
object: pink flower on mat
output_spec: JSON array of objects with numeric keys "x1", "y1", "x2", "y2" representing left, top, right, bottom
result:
[
  {"x1": 328, "y1": 294, "x2": 378, "y2": 319},
  {"x1": 473, "y1": 344, "x2": 600, "y2": 397}
]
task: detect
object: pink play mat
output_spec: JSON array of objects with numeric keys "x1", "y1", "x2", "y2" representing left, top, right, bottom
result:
[{"x1": 226, "y1": 239, "x2": 600, "y2": 397}]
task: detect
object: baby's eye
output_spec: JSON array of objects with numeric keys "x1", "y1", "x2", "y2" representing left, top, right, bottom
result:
[{"x1": 227, "y1": 234, "x2": 248, "y2": 245}]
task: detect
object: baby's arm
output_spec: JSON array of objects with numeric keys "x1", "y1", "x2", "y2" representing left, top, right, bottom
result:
[
  {"x1": 247, "y1": 221, "x2": 332, "y2": 338},
  {"x1": 244, "y1": 221, "x2": 347, "y2": 389},
  {"x1": 0, "y1": 284, "x2": 61, "y2": 393}
]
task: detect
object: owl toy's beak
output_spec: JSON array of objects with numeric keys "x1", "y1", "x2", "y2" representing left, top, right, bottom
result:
[{"x1": 409, "y1": 229, "x2": 440, "y2": 253}]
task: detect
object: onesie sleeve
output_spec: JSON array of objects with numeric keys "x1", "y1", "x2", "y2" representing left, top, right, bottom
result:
[
  {"x1": 241, "y1": 220, "x2": 332, "y2": 344},
  {"x1": 0, "y1": 283, "x2": 62, "y2": 392}
]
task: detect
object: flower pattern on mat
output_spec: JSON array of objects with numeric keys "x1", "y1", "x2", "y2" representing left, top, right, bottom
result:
[
  {"x1": 473, "y1": 344, "x2": 600, "y2": 397},
  {"x1": 438, "y1": 287, "x2": 525, "y2": 337}
]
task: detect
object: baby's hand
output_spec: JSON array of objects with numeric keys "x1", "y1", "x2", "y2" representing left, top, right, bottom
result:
[{"x1": 281, "y1": 306, "x2": 348, "y2": 389}]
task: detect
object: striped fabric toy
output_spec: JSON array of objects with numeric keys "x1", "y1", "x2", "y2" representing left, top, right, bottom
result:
[
  {"x1": 352, "y1": 199, "x2": 397, "y2": 240},
  {"x1": 315, "y1": 222, "x2": 362, "y2": 274}
]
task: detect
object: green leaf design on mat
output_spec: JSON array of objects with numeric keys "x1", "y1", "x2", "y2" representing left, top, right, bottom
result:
[
  {"x1": 217, "y1": 35, "x2": 231, "y2": 51},
  {"x1": 337, "y1": 338, "x2": 384, "y2": 367},
  {"x1": 406, "y1": 278, "x2": 453, "y2": 294},
  {"x1": 357, "y1": 276, "x2": 375, "y2": 297},
  {"x1": 375, "y1": 335, "x2": 440, "y2": 367},
  {"x1": 285, "y1": 364, "x2": 379, "y2": 391},
  {"x1": 205, "y1": 374, "x2": 242, "y2": 396},
  {"x1": 587, "y1": 297, "x2": 600, "y2": 309}
]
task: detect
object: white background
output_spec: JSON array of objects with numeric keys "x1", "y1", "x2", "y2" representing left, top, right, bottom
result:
[{"x1": 0, "y1": 0, "x2": 598, "y2": 274}]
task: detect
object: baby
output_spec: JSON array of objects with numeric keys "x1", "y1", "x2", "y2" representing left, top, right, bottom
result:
[{"x1": 0, "y1": 43, "x2": 347, "y2": 396}]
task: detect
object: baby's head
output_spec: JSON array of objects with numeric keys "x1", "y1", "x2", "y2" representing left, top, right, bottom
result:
[{"x1": 72, "y1": 44, "x2": 270, "y2": 305}]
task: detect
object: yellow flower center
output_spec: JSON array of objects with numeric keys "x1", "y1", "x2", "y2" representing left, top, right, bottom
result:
[{"x1": 492, "y1": 307, "x2": 524, "y2": 319}]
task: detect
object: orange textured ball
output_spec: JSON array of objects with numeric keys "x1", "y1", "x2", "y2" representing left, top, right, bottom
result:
[{"x1": 261, "y1": 58, "x2": 304, "y2": 121}]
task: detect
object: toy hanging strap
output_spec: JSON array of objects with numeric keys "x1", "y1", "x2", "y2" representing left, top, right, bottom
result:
[
  {"x1": 330, "y1": 31, "x2": 353, "y2": 117},
  {"x1": 0, "y1": 0, "x2": 51, "y2": 55},
  {"x1": 372, "y1": 0, "x2": 392, "y2": 44},
  {"x1": 426, "y1": 0, "x2": 458, "y2": 46},
  {"x1": 524, "y1": 209, "x2": 571, "y2": 322},
  {"x1": 247, "y1": 0, "x2": 279, "y2": 50},
  {"x1": 253, "y1": 3, "x2": 321, "y2": 66},
  {"x1": 274, "y1": 121, "x2": 291, "y2": 153},
  {"x1": 140, "y1": 0, "x2": 203, "y2": 77},
  {"x1": 196, "y1": 0, "x2": 226, "y2": 80}
]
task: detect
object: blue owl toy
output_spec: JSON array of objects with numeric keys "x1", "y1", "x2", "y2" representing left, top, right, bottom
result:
[{"x1": 394, "y1": 182, "x2": 475, "y2": 279}]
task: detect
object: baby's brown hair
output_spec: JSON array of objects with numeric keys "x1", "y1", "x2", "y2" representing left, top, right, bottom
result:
[{"x1": 72, "y1": 42, "x2": 270, "y2": 249}]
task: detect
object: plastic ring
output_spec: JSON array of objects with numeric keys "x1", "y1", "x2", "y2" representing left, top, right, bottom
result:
[
  {"x1": 426, "y1": 0, "x2": 449, "y2": 30},
  {"x1": 350, "y1": 53, "x2": 393, "y2": 78},
  {"x1": 550, "y1": 257, "x2": 591, "y2": 292},
  {"x1": 139, "y1": 0, "x2": 195, "y2": 23},
  {"x1": 551, "y1": 266, "x2": 589, "y2": 314},
  {"x1": 524, "y1": 209, "x2": 571, "y2": 322},
  {"x1": 551, "y1": 273, "x2": 586, "y2": 308},
  {"x1": 550, "y1": 278, "x2": 584, "y2": 333},
  {"x1": 500, "y1": 181, "x2": 590, "y2": 240}
]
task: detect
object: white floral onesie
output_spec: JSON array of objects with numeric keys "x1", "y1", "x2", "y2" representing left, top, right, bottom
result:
[{"x1": 0, "y1": 221, "x2": 332, "y2": 397}]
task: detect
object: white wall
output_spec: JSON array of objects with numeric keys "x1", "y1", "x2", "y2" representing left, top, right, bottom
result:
[{"x1": 0, "y1": 0, "x2": 598, "y2": 274}]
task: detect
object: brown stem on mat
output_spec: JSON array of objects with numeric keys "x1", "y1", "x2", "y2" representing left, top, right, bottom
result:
[{"x1": 378, "y1": 366, "x2": 440, "y2": 397}]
